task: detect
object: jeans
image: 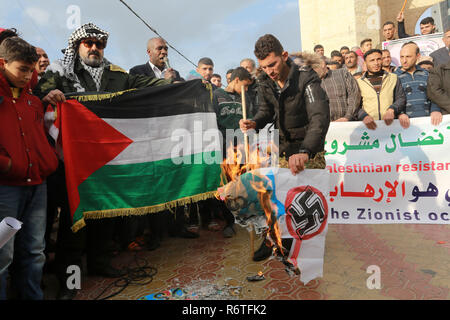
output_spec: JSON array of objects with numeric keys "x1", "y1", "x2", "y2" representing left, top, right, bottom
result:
[{"x1": 0, "y1": 183, "x2": 47, "y2": 300}]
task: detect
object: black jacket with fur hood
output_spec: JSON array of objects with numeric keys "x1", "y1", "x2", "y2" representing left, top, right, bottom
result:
[{"x1": 252, "y1": 59, "x2": 330, "y2": 158}]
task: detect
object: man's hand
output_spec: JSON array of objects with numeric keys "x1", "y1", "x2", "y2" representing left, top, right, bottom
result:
[
  {"x1": 363, "y1": 115, "x2": 377, "y2": 130},
  {"x1": 383, "y1": 109, "x2": 395, "y2": 126},
  {"x1": 430, "y1": 111, "x2": 443, "y2": 126},
  {"x1": 288, "y1": 153, "x2": 309, "y2": 176},
  {"x1": 397, "y1": 11, "x2": 404, "y2": 22},
  {"x1": 164, "y1": 68, "x2": 177, "y2": 81},
  {"x1": 239, "y1": 119, "x2": 256, "y2": 133},
  {"x1": 398, "y1": 113, "x2": 410, "y2": 129},
  {"x1": 334, "y1": 117, "x2": 349, "y2": 122},
  {"x1": 42, "y1": 89, "x2": 66, "y2": 106}
]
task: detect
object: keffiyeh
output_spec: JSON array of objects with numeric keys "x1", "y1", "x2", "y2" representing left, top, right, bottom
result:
[
  {"x1": 48, "y1": 23, "x2": 110, "y2": 92},
  {"x1": 79, "y1": 58, "x2": 104, "y2": 91}
]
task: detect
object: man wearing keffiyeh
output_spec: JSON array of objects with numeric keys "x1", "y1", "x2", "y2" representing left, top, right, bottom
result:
[
  {"x1": 34, "y1": 23, "x2": 170, "y2": 300},
  {"x1": 35, "y1": 22, "x2": 168, "y2": 101}
]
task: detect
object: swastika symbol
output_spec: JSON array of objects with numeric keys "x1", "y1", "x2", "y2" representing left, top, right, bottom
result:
[{"x1": 286, "y1": 186, "x2": 326, "y2": 239}]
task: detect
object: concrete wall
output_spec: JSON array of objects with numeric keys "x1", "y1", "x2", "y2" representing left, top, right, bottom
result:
[
  {"x1": 298, "y1": 0, "x2": 357, "y2": 55},
  {"x1": 299, "y1": 0, "x2": 444, "y2": 56}
]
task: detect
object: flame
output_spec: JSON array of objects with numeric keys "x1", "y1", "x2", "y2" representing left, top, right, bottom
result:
[
  {"x1": 219, "y1": 141, "x2": 283, "y2": 255},
  {"x1": 221, "y1": 140, "x2": 278, "y2": 183},
  {"x1": 255, "y1": 184, "x2": 283, "y2": 256},
  {"x1": 257, "y1": 271, "x2": 263, "y2": 276}
]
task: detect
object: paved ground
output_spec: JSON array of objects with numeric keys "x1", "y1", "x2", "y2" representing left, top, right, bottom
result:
[{"x1": 42, "y1": 221, "x2": 450, "y2": 300}]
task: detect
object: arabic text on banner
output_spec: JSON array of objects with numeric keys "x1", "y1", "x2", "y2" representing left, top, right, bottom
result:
[{"x1": 325, "y1": 115, "x2": 450, "y2": 225}]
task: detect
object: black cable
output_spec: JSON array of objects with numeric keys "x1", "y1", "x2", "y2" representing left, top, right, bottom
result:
[
  {"x1": 118, "y1": 0, "x2": 198, "y2": 68},
  {"x1": 93, "y1": 252, "x2": 158, "y2": 300}
]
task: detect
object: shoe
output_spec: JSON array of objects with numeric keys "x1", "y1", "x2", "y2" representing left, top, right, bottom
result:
[
  {"x1": 253, "y1": 239, "x2": 273, "y2": 262},
  {"x1": 179, "y1": 228, "x2": 199, "y2": 239},
  {"x1": 187, "y1": 224, "x2": 199, "y2": 233},
  {"x1": 88, "y1": 265, "x2": 126, "y2": 278},
  {"x1": 223, "y1": 226, "x2": 236, "y2": 238},
  {"x1": 58, "y1": 287, "x2": 78, "y2": 300},
  {"x1": 208, "y1": 221, "x2": 221, "y2": 232}
]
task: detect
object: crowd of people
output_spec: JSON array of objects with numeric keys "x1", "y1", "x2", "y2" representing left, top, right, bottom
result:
[{"x1": 0, "y1": 9, "x2": 449, "y2": 300}]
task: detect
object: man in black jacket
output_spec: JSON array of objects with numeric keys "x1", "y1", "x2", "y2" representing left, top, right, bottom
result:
[
  {"x1": 239, "y1": 34, "x2": 330, "y2": 261},
  {"x1": 129, "y1": 37, "x2": 183, "y2": 82},
  {"x1": 240, "y1": 34, "x2": 330, "y2": 176}
]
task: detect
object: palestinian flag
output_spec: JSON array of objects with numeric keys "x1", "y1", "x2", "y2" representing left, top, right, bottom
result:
[{"x1": 52, "y1": 80, "x2": 222, "y2": 232}]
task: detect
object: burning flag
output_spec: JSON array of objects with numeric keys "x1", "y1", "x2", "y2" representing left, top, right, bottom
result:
[{"x1": 218, "y1": 167, "x2": 329, "y2": 284}]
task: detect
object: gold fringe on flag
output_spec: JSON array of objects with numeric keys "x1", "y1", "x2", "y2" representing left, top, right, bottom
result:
[
  {"x1": 71, "y1": 191, "x2": 217, "y2": 232},
  {"x1": 204, "y1": 82, "x2": 213, "y2": 102},
  {"x1": 67, "y1": 88, "x2": 137, "y2": 102}
]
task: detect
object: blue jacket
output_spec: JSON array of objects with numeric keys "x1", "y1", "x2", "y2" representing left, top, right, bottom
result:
[{"x1": 394, "y1": 66, "x2": 441, "y2": 118}]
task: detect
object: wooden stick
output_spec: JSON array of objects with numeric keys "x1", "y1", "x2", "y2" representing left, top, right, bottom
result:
[
  {"x1": 241, "y1": 85, "x2": 254, "y2": 257},
  {"x1": 400, "y1": 0, "x2": 407, "y2": 13},
  {"x1": 241, "y1": 85, "x2": 249, "y2": 164}
]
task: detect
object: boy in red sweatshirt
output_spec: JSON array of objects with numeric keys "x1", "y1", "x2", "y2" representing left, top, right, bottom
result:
[{"x1": 0, "y1": 36, "x2": 58, "y2": 300}]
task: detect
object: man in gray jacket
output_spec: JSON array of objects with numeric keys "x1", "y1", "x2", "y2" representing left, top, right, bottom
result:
[
  {"x1": 430, "y1": 29, "x2": 450, "y2": 68},
  {"x1": 427, "y1": 60, "x2": 450, "y2": 114}
]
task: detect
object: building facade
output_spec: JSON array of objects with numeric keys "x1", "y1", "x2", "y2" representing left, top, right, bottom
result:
[{"x1": 299, "y1": 0, "x2": 447, "y2": 55}]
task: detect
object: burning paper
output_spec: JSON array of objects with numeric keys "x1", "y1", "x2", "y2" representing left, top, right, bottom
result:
[
  {"x1": 0, "y1": 217, "x2": 22, "y2": 249},
  {"x1": 218, "y1": 167, "x2": 329, "y2": 284}
]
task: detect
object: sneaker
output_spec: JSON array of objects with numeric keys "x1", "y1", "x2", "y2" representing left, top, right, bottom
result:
[
  {"x1": 223, "y1": 226, "x2": 236, "y2": 238},
  {"x1": 207, "y1": 221, "x2": 221, "y2": 232},
  {"x1": 187, "y1": 224, "x2": 199, "y2": 233},
  {"x1": 253, "y1": 239, "x2": 273, "y2": 261}
]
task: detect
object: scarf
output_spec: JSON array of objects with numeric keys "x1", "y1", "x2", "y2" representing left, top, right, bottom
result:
[{"x1": 48, "y1": 23, "x2": 110, "y2": 92}]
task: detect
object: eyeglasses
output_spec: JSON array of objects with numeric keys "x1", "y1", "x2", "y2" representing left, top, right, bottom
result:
[{"x1": 80, "y1": 39, "x2": 107, "y2": 50}]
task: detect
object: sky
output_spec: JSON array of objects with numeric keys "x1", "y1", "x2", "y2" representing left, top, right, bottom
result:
[{"x1": 2, "y1": 0, "x2": 302, "y2": 80}]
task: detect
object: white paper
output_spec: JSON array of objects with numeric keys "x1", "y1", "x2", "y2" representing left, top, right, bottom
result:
[{"x1": 0, "y1": 217, "x2": 22, "y2": 249}]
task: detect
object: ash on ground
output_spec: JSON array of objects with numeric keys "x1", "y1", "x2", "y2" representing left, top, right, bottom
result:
[{"x1": 174, "y1": 280, "x2": 243, "y2": 300}]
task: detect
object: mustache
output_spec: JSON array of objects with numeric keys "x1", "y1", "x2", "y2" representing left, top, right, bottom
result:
[{"x1": 88, "y1": 50, "x2": 100, "y2": 57}]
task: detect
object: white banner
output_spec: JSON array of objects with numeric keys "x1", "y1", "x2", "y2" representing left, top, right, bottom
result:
[
  {"x1": 325, "y1": 115, "x2": 450, "y2": 224},
  {"x1": 383, "y1": 33, "x2": 445, "y2": 67}
]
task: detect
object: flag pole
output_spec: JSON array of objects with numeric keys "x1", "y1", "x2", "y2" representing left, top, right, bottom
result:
[
  {"x1": 400, "y1": 0, "x2": 407, "y2": 13},
  {"x1": 241, "y1": 85, "x2": 249, "y2": 164},
  {"x1": 241, "y1": 85, "x2": 254, "y2": 258}
]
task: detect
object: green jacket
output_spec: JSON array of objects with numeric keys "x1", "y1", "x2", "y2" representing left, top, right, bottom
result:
[
  {"x1": 34, "y1": 58, "x2": 170, "y2": 99},
  {"x1": 213, "y1": 88, "x2": 254, "y2": 139}
]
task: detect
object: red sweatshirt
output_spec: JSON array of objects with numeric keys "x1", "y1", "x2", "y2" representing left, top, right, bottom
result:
[{"x1": 0, "y1": 72, "x2": 58, "y2": 186}]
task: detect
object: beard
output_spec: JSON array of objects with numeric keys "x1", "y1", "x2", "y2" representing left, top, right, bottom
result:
[{"x1": 81, "y1": 50, "x2": 103, "y2": 67}]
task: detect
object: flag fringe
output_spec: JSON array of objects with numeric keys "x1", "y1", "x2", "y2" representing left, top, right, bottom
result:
[
  {"x1": 67, "y1": 89, "x2": 137, "y2": 102},
  {"x1": 71, "y1": 191, "x2": 217, "y2": 232},
  {"x1": 71, "y1": 218, "x2": 86, "y2": 233}
]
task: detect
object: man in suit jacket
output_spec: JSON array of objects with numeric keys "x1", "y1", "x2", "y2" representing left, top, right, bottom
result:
[
  {"x1": 129, "y1": 37, "x2": 183, "y2": 81},
  {"x1": 430, "y1": 29, "x2": 450, "y2": 68}
]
